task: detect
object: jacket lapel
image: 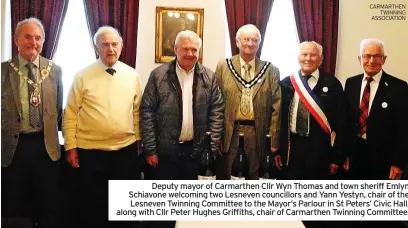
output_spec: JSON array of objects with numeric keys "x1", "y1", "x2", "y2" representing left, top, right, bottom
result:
[
  {"x1": 252, "y1": 58, "x2": 266, "y2": 99},
  {"x1": 9, "y1": 57, "x2": 22, "y2": 117},
  {"x1": 230, "y1": 55, "x2": 243, "y2": 93},
  {"x1": 369, "y1": 72, "x2": 388, "y2": 117},
  {"x1": 352, "y1": 74, "x2": 364, "y2": 113}
]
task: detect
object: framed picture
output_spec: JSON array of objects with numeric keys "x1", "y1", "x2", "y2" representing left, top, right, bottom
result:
[{"x1": 155, "y1": 6, "x2": 204, "y2": 63}]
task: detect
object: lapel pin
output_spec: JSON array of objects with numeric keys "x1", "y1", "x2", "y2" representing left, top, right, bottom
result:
[
  {"x1": 385, "y1": 82, "x2": 388, "y2": 86},
  {"x1": 322, "y1": 87, "x2": 328, "y2": 93},
  {"x1": 382, "y1": 102, "x2": 388, "y2": 108}
]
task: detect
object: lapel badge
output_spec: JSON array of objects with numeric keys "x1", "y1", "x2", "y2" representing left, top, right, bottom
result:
[
  {"x1": 322, "y1": 87, "x2": 328, "y2": 93},
  {"x1": 385, "y1": 82, "x2": 388, "y2": 86},
  {"x1": 382, "y1": 102, "x2": 388, "y2": 108},
  {"x1": 41, "y1": 67, "x2": 49, "y2": 78}
]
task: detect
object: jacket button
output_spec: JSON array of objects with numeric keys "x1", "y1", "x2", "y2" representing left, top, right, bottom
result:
[
  {"x1": 17, "y1": 118, "x2": 21, "y2": 122},
  {"x1": 14, "y1": 135, "x2": 18, "y2": 139}
]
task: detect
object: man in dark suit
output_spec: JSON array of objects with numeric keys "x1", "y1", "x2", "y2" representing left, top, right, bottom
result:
[
  {"x1": 274, "y1": 41, "x2": 346, "y2": 180},
  {"x1": 215, "y1": 24, "x2": 281, "y2": 180},
  {"x1": 1, "y1": 17, "x2": 63, "y2": 227},
  {"x1": 344, "y1": 38, "x2": 408, "y2": 180}
]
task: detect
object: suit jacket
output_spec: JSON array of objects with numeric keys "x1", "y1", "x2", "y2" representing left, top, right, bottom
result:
[
  {"x1": 345, "y1": 71, "x2": 408, "y2": 170},
  {"x1": 215, "y1": 55, "x2": 281, "y2": 155},
  {"x1": 1, "y1": 56, "x2": 63, "y2": 167},
  {"x1": 279, "y1": 71, "x2": 346, "y2": 166}
]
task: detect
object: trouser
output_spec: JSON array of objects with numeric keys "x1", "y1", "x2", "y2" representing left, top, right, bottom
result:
[
  {"x1": 77, "y1": 142, "x2": 142, "y2": 228},
  {"x1": 2, "y1": 132, "x2": 60, "y2": 228}
]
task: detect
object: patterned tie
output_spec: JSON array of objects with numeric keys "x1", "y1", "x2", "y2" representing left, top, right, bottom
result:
[
  {"x1": 296, "y1": 75, "x2": 312, "y2": 136},
  {"x1": 106, "y1": 68, "x2": 116, "y2": 75},
  {"x1": 26, "y1": 63, "x2": 42, "y2": 129},
  {"x1": 359, "y1": 77, "x2": 373, "y2": 138},
  {"x1": 240, "y1": 63, "x2": 252, "y2": 116}
]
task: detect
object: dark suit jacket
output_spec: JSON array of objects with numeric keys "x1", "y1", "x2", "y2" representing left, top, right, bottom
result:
[
  {"x1": 279, "y1": 71, "x2": 346, "y2": 167},
  {"x1": 1, "y1": 56, "x2": 63, "y2": 167},
  {"x1": 215, "y1": 55, "x2": 281, "y2": 155},
  {"x1": 345, "y1": 71, "x2": 408, "y2": 171}
]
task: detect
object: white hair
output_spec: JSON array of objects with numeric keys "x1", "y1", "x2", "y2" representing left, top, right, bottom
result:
[
  {"x1": 174, "y1": 30, "x2": 202, "y2": 49},
  {"x1": 299, "y1": 41, "x2": 323, "y2": 56},
  {"x1": 235, "y1": 24, "x2": 261, "y2": 43},
  {"x1": 15, "y1": 17, "x2": 45, "y2": 39},
  {"x1": 93, "y1": 26, "x2": 123, "y2": 45},
  {"x1": 359, "y1": 38, "x2": 385, "y2": 55}
]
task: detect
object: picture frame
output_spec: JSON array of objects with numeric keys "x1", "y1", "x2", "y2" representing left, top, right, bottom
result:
[{"x1": 155, "y1": 6, "x2": 204, "y2": 63}]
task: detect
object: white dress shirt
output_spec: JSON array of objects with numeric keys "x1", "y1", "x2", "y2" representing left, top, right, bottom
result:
[
  {"x1": 176, "y1": 62, "x2": 194, "y2": 141},
  {"x1": 290, "y1": 69, "x2": 319, "y2": 134}
]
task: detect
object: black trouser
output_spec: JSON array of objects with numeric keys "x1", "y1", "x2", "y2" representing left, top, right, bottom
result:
[
  {"x1": 350, "y1": 138, "x2": 389, "y2": 180},
  {"x1": 284, "y1": 133, "x2": 330, "y2": 180},
  {"x1": 1, "y1": 132, "x2": 60, "y2": 228},
  {"x1": 146, "y1": 141, "x2": 198, "y2": 228},
  {"x1": 77, "y1": 142, "x2": 142, "y2": 228}
]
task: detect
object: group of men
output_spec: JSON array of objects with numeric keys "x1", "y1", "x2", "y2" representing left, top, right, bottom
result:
[{"x1": 1, "y1": 17, "x2": 407, "y2": 228}]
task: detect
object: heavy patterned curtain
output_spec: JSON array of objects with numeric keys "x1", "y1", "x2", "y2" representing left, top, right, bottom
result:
[{"x1": 83, "y1": 0, "x2": 139, "y2": 68}]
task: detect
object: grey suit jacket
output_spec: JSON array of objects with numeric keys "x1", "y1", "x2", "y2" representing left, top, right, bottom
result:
[
  {"x1": 1, "y1": 56, "x2": 63, "y2": 167},
  {"x1": 215, "y1": 55, "x2": 281, "y2": 155}
]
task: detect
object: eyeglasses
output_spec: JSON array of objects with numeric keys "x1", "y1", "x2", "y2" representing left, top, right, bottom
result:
[
  {"x1": 361, "y1": 54, "x2": 384, "y2": 61},
  {"x1": 239, "y1": 37, "x2": 259, "y2": 44}
]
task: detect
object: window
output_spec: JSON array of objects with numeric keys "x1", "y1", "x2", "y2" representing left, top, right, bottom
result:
[
  {"x1": 261, "y1": 0, "x2": 299, "y2": 78},
  {"x1": 53, "y1": 0, "x2": 95, "y2": 107},
  {"x1": 223, "y1": 1, "x2": 299, "y2": 78}
]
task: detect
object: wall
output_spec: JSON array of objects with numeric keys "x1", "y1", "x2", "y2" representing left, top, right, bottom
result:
[
  {"x1": 336, "y1": 0, "x2": 408, "y2": 84},
  {"x1": 136, "y1": 0, "x2": 227, "y2": 89}
]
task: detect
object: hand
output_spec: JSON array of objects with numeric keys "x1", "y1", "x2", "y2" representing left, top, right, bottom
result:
[
  {"x1": 136, "y1": 140, "x2": 142, "y2": 156},
  {"x1": 329, "y1": 163, "x2": 339, "y2": 175},
  {"x1": 274, "y1": 155, "x2": 283, "y2": 170},
  {"x1": 389, "y1": 166, "x2": 403, "y2": 180},
  {"x1": 66, "y1": 148, "x2": 79, "y2": 168},
  {"x1": 146, "y1": 154, "x2": 159, "y2": 167},
  {"x1": 343, "y1": 157, "x2": 350, "y2": 172}
]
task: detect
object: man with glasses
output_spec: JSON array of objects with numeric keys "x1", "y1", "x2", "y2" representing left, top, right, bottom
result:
[
  {"x1": 215, "y1": 24, "x2": 281, "y2": 180},
  {"x1": 343, "y1": 38, "x2": 408, "y2": 180}
]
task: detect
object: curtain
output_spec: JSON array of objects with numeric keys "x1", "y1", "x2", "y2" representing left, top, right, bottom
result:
[
  {"x1": 11, "y1": 0, "x2": 69, "y2": 59},
  {"x1": 83, "y1": 0, "x2": 139, "y2": 68},
  {"x1": 292, "y1": 0, "x2": 339, "y2": 74},
  {"x1": 225, "y1": 0, "x2": 274, "y2": 57}
]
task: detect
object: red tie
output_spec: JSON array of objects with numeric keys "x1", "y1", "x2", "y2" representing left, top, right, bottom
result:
[{"x1": 359, "y1": 77, "x2": 374, "y2": 137}]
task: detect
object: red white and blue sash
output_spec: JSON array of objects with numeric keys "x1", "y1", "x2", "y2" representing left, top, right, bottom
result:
[{"x1": 290, "y1": 72, "x2": 331, "y2": 134}]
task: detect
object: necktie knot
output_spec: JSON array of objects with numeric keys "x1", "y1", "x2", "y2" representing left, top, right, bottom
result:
[
  {"x1": 304, "y1": 75, "x2": 312, "y2": 81},
  {"x1": 366, "y1": 76, "x2": 373, "y2": 83},
  {"x1": 106, "y1": 68, "x2": 116, "y2": 76},
  {"x1": 244, "y1": 63, "x2": 251, "y2": 72},
  {"x1": 26, "y1": 62, "x2": 35, "y2": 70}
]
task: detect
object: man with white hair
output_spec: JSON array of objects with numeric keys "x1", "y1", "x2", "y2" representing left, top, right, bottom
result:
[
  {"x1": 343, "y1": 38, "x2": 408, "y2": 180},
  {"x1": 141, "y1": 30, "x2": 224, "y2": 182},
  {"x1": 215, "y1": 24, "x2": 281, "y2": 180},
  {"x1": 63, "y1": 26, "x2": 142, "y2": 227},
  {"x1": 275, "y1": 41, "x2": 346, "y2": 181},
  {"x1": 1, "y1": 17, "x2": 62, "y2": 228}
]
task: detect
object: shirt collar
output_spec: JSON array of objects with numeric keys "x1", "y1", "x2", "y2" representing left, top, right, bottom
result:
[
  {"x1": 239, "y1": 56, "x2": 255, "y2": 71},
  {"x1": 176, "y1": 60, "x2": 195, "y2": 74},
  {"x1": 363, "y1": 69, "x2": 382, "y2": 82},
  {"x1": 18, "y1": 55, "x2": 40, "y2": 69},
  {"x1": 98, "y1": 58, "x2": 118, "y2": 71},
  {"x1": 300, "y1": 68, "x2": 320, "y2": 81}
]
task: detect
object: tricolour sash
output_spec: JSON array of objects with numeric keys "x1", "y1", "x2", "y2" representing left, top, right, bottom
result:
[{"x1": 289, "y1": 72, "x2": 331, "y2": 134}]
